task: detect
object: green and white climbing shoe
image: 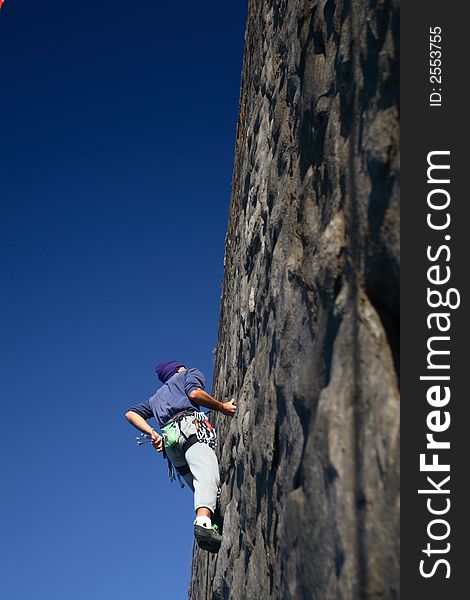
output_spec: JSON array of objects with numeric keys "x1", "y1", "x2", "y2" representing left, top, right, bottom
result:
[{"x1": 194, "y1": 522, "x2": 222, "y2": 552}]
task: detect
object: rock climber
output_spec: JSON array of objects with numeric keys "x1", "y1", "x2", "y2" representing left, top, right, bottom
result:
[{"x1": 125, "y1": 360, "x2": 236, "y2": 551}]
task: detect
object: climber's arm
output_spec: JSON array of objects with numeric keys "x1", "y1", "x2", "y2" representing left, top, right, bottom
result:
[
  {"x1": 125, "y1": 410, "x2": 163, "y2": 452},
  {"x1": 188, "y1": 389, "x2": 236, "y2": 417},
  {"x1": 125, "y1": 410, "x2": 155, "y2": 435}
]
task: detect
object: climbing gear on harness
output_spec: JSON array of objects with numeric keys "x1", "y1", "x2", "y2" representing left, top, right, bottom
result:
[
  {"x1": 135, "y1": 433, "x2": 152, "y2": 446},
  {"x1": 194, "y1": 412, "x2": 217, "y2": 449},
  {"x1": 134, "y1": 410, "x2": 218, "y2": 488},
  {"x1": 162, "y1": 410, "x2": 217, "y2": 451},
  {"x1": 161, "y1": 420, "x2": 179, "y2": 449},
  {"x1": 161, "y1": 409, "x2": 198, "y2": 454}
]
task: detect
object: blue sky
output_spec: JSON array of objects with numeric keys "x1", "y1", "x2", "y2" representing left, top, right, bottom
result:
[{"x1": 0, "y1": 1, "x2": 246, "y2": 597}]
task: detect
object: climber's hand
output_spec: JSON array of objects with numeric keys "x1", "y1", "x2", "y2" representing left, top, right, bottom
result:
[
  {"x1": 221, "y1": 398, "x2": 237, "y2": 417},
  {"x1": 151, "y1": 430, "x2": 164, "y2": 452}
]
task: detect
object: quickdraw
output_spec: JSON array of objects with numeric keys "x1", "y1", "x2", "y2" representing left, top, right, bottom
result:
[{"x1": 193, "y1": 412, "x2": 217, "y2": 450}]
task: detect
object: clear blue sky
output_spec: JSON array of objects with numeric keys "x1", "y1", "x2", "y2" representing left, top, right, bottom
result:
[{"x1": 0, "y1": 1, "x2": 246, "y2": 598}]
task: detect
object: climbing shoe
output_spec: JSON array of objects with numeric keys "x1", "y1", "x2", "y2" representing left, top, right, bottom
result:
[{"x1": 194, "y1": 523, "x2": 222, "y2": 553}]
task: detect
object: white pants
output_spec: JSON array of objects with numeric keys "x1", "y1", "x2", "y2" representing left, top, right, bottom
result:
[{"x1": 164, "y1": 414, "x2": 220, "y2": 513}]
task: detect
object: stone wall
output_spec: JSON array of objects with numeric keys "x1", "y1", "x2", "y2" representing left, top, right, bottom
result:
[{"x1": 190, "y1": 0, "x2": 399, "y2": 598}]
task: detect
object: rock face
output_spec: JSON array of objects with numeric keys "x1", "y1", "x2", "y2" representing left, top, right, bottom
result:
[{"x1": 190, "y1": 0, "x2": 399, "y2": 598}]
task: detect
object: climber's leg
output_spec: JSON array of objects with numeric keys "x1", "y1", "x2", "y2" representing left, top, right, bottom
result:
[
  {"x1": 184, "y1": 442, "x2": 222, "y2": 550},
  {"x1": 184, "y1": 441, "x2": 220, "y2": 514}
]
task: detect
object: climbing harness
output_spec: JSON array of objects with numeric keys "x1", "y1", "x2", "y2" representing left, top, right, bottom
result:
[
  {"x1": 162, "y1": 409, "x2": 217, "y2": 451},
  {"x1": 134, "y1": 410, "x2": 217, "y2": 488}
]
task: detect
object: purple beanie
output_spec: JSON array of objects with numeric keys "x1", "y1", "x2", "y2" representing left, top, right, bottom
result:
[{"x1": 155, "y1": 360, "x2": 184, "y2": 383}]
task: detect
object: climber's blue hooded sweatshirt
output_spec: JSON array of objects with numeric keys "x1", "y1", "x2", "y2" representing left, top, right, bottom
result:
[{"x1": 128, "y1": 368, "x2": 205, "y2": 427}]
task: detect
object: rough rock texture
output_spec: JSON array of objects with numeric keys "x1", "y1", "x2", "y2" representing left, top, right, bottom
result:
[{"x1": 190, "y1": 0, "x2": 399, "y2": 598}]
